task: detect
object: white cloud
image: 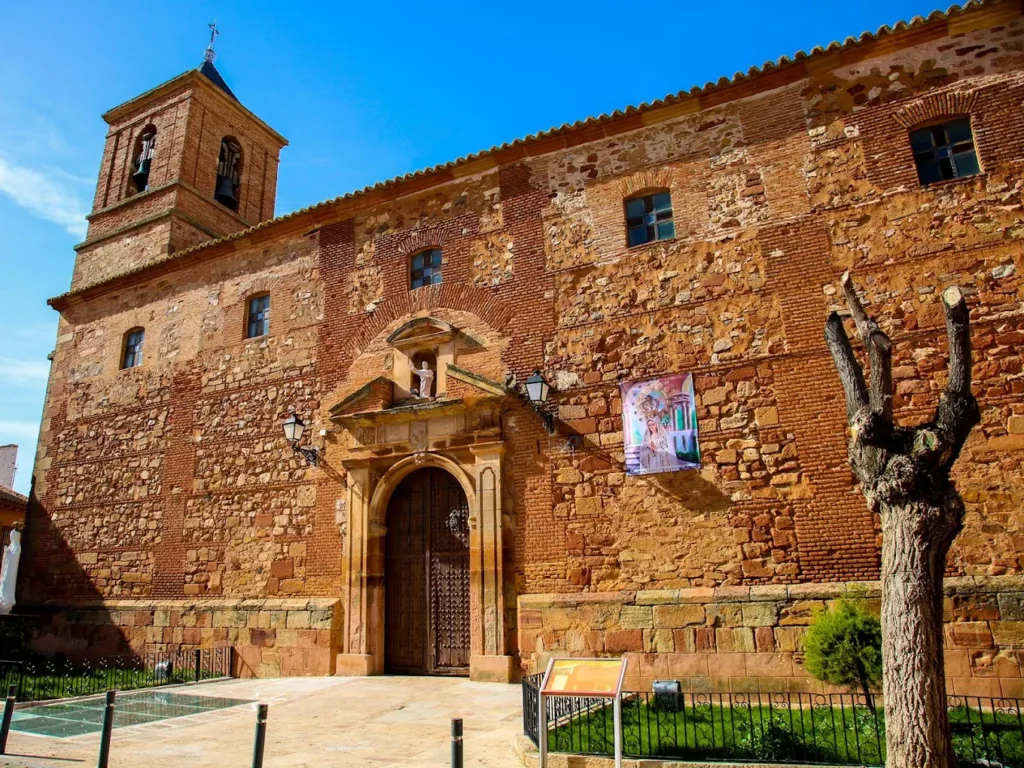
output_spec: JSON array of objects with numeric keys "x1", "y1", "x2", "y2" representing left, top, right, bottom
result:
[
  {"x1": 0, "y1": 156, "x2": 89, "y2": 238},
  {"x1": 0, "y1": 356, "x2": 51, "y2": 386}
]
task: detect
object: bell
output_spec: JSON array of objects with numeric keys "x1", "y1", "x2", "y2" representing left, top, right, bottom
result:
[
  {"x1": 132, "y1": 158, "x2": 151, "y2": 192},
  {"x1": 215, "y1": 174, "x2": 238, "y2": 209}
]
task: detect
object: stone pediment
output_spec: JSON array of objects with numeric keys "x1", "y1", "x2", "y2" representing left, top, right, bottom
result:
[
  {"x1": 329, "y1": 365, "x2": 509, "y2": 424},
  {"x1": 445, "y1": 365, "x2": 507, "y2": 398},
  {"x1": 386, "y1": 317, "x2": 455, "y2": 351},
  {"x1": 329, "y1": 376, "x2": 394, "y2": 418},
  {"x1": 329, "y1": 366, "x2": 511, "y2": 456}
]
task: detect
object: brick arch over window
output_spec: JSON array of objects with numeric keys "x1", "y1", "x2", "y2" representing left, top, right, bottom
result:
[
  {"x1": 347, "y1": 284, "x2": 515, "y2": 355},
  {"x1": 395, "y1": 223, "x2": 458, "y2": 257},
  {"x1": 890, "y1": 91, "x2": 978, "y2": 129},
  {"x1": 616, "y1": 168, "x2": 674, "y2": 199},
  {"x1": 234, "y1": 275, "x2": 279, "y2": 302},
  {"x1": 226, "y1": 276, "x2": 283, "y2": 342}
]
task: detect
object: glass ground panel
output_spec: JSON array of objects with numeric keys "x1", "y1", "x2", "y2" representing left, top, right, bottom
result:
[{"x1": 10, "y1": 689, "x2": 252, "y2": 738}]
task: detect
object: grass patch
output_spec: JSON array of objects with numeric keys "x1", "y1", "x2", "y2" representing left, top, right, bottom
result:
[
  {"x1": 3, "y1": 666, "x2": 224, "y2": 703},
  {"x1": 548, "y1": 698, "x2": 1024, "y2": 766}
]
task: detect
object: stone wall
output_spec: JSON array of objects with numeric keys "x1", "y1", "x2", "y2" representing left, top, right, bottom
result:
[
  {"x1": 519, "y1": 576, "x2": 1024, "y2": 698},
  {"x1": 30, "y1": 598, "x2": 342, "y2": 678}
]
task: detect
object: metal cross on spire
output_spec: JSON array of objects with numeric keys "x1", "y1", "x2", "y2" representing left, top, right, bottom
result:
[{"x1": 204, "y1": 20, "x2": 220, "y2": 63}]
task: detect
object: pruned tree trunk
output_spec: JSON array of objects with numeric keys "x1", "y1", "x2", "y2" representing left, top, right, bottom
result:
[{"x1": 825, "y1": 274, "x2": 980, "y2": 768}]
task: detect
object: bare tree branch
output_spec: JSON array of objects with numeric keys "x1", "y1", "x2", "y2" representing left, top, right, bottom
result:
[
  {"x1": 935, "y1": 286, "x2": 980, "y2": 460},
  {"x1": 942, "y1": 286, "x2": 971, "y2": 398},
  {"x1": 842, "y1": 272, "x2": 893, "y2": 420},
  {"x1": 841, "y1": 271, "x2": 879, "y2": 344},
  {"x1": 825, "y1": 311, "x2": 868, "y2": 421},
  {"x1": 868, "y1": 329, "x2": 893, "y2": 420}
]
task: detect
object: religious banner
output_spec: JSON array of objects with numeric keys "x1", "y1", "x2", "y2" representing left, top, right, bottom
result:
[{"x1": 621, "y1": 373, "x2": 700, "y2": 476}]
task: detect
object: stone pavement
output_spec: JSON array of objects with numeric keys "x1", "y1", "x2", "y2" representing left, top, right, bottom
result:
[{"x1": 0, "y1": 676, "x2": 525, "y2": 767}]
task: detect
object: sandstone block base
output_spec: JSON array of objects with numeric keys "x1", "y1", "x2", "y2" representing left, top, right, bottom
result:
[
  {"x1": 470, "y1": 654, "x2": 514, "y2": 683},
  {"x1": 334, "y1": 653, "x2": 379, "y2": 676},
  {"x1": 24, "y1": 598, "x2": 344, "y2": 679},
  {"x1": 518, "y1": 576, "x2": 1024, "y2": 697}
]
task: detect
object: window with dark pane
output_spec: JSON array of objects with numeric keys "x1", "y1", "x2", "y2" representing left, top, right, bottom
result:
[
  {"x1": 625, "y1": 191, "x2": 675, "y2": 247},
  {"x1": 410, "y1": 248, "x2": 443, "y2": 289},
  {"x1": 246, "y1": 294, "x2": 270, "y2": 338},
  {"x1": 910, "y1": 118, "x2": 980, "y2": 186},
  {"x1": 122, "y1": 329, "x2": 144, "y2": 369}
]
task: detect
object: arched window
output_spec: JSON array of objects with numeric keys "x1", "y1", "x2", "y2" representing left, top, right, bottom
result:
[
  {"x1": 910, "y1": 118, "x2": 980, "y2": 186},
  {"x1": 215, "y1": 137, "x2": 244, "y2": 211},
  {"x1": 129, "y1": 126, "x2": 157, "y2": 194},
  {"x1": 245, "y1": 293, "x2": 270, "y2": 339},
  {"x1": 625, "y1": 190, "x2": 674, "y2": 247},
  {"x1": 121, "y1": 328, "x2": 145, "y2": 369},
  {"x1": 410, "y1": 248, "x2": 443, "y2": 289}
]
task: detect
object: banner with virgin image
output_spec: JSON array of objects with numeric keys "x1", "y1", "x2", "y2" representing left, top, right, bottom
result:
[{"x1": 620, "y1": 373, "x2": 701, "y2": 476}]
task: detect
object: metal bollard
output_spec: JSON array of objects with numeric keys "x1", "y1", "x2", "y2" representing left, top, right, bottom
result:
[
  {"x1": 0, "y1": 683, "x2": 16, "y2": 755},
  {"x1": 251, "y1": 703, "x2": 268, "y2": 768},
  {"x1": 194, "y1": 649, "x2": 202, "y2": 683},
  {"x1": 451, "y1": 718, "x2": 463, "y2": 768},
  {"x1": 97, "y1": 690, "x2": 116, "y2": 768}
]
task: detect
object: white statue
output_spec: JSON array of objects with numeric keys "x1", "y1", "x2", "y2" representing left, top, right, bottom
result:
[
  {"x1": 0, "y1": 530, "x2": 21, "y2": 616},
  {"x1": 411, "y1": 362, "x2": 435, "y2": 399}
]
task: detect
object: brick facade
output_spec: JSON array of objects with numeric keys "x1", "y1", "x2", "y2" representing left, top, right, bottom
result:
[{"x1": 21, "y1": 1, "x2": 1024, "y2": 691}]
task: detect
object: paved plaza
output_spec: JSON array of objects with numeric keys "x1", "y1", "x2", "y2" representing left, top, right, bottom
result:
[{"x1": 0, "y1": 676, "x2": 525, "y2": 767}]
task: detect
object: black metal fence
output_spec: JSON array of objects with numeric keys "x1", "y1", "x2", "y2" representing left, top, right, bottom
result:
[
  {"x1": 522, "y1": 675, "x2": 1024, "y2": 766},
  {"x1": 0, "y1": 647, "x2": 233, "y2": 703}
]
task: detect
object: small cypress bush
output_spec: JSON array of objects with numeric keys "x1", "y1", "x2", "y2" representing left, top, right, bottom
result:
[{"x1": 803, "y1": 598, "x2": 882, "y2": 704}]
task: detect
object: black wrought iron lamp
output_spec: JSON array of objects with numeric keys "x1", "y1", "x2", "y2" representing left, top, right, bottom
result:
[
  {"x1": 524, "y1": 370, "x2": 556, "y2": 434},
  {"x1": 283, "y1": 413, "x2": 320, "y2": 466}
]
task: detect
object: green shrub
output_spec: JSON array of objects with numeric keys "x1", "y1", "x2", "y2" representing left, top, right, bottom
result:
[{"x1": 803, "y1": 598, "x2": 882, "y2": 702}]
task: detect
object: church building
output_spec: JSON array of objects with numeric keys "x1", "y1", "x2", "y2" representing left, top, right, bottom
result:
[{"x1": 21, "y1": 0, "x2": 1024, "y2": 694}]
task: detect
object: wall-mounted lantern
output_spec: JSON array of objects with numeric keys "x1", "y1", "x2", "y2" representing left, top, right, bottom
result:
[
  {"x1": 283, "y1": 414, "x2": 320, "y2": 466},
  {"x1": 524, "y1": 370, "x2": 555, "y2": 434}
]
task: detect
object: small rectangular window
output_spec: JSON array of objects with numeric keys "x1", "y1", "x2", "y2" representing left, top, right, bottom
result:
[
  {"x1": 410, "y1": 248, "x2": 443, "y2": 289},
  {"x1": 910, "y1": 118, "x2": 980, "y2": 186},
  {"x1": 122, "y1": 329, "x2": 144, "y2": 369},
  {"x1": 246, "y1": 294, "x2": 270, "y2": 338},
  {"x1": 626, "y1": 191, "x2": 675, "y2": 247}
]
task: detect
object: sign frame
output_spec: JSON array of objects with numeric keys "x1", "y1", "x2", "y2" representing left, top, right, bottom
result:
[{"x1": 537, "y1": 657, "x2": 628, "y2": 768}]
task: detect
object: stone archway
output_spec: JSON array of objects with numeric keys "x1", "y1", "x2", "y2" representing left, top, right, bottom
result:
[
  {"x1": 336, "y1": 448, "x2": 512, "y2": 682},
  {"x1": 384, "y1": 467, "x2": 471, "y2": 675}
]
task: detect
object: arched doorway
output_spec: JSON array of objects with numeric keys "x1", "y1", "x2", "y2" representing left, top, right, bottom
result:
[{"x1": 385, "y1": 467, "x2": 471, "y2": 675}]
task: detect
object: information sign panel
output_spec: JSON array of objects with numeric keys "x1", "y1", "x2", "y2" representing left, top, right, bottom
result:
[
  {"x1": 541, "y1": 658, "x2": 626, "y2": 697},
  {"x1": 537, "y1": 658, "x2": 628, "y2": 768}
]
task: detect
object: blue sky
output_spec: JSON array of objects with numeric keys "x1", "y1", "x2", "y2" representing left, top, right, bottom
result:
[{"x1": 0, "y1": 0, "x2": 947, "y2": 493}]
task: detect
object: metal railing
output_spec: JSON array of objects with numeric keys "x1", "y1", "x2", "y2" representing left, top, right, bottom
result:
[
  {"x1": 0, "y1": 647, "x2": 233, "y2": 703},
  {"x1": 522, "y1": 675, "x2": 1024, "y2": 766}
]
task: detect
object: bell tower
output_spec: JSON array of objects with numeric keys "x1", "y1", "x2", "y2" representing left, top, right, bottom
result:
[{"x1": 72, "y1": 31, "x2": 287, "y2": 290}]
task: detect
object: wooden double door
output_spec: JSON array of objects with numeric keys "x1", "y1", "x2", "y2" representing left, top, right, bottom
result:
[{"x1": 384, "y1": 468, "x2": 471, "y2": 675}]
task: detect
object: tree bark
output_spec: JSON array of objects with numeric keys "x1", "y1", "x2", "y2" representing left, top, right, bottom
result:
[
  {"x1": 825, "y1": 275, "x2": 979, "y2": 768},
  {"x1": 881, "y1": 497, "x2": 962, "y2": 768}
]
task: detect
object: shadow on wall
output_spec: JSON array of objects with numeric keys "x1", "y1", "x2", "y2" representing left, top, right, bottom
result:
[
  {"x1": 646, "y1": 468, "x2": 731, "y2": 514},
  {"x1": 561, "y1": 431, "x2": 732, "y2": 514},
  {"x1": 14, "y1": 478, "x2": 132, "y2": 659}
]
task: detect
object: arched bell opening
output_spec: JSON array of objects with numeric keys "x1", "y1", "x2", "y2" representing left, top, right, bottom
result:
[{"x1": 215, "y1": 136, "x2": 243, "y2": 210}]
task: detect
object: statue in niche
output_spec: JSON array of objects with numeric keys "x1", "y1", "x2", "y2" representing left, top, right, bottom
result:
[
  {"x1": 411, "y1": 361, "x2": 435, "y2": 400},
  {"x1": 0, "y1": 529, "x2": 22, "y2": 615}
]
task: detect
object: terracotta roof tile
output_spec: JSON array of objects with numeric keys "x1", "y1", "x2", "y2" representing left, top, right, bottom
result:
[{"x1": 0, "y1": 486, "x2": 28, "y2": 508}]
